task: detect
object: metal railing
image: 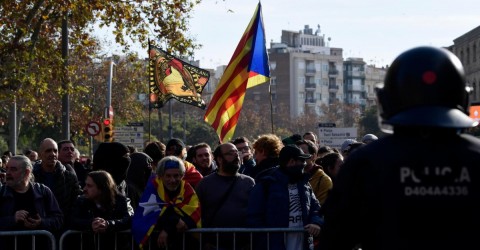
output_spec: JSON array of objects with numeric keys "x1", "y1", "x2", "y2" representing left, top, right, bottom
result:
[
  {"x1": 60, "y1": 228, "x2": 307, "y2": 250},
  {"x1": 0, "y1": 230, "x2": 57, "y2": 250},
  {"x1": 1, "y1": 228, "x2": 308, "y2": 250}
]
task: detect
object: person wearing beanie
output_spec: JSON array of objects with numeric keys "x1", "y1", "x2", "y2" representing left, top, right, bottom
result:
[
  {"x1": 93, "y1": 142, "x2": 131, "y2": 196},
  {"x1": 282, "y1": 133, "x2": 302, "y2": 146}
]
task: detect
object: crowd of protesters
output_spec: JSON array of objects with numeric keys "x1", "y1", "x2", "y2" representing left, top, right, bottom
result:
[
  {"x1": 0, "y1": 132, "x2": 368, "y2": 250},
  {"x1": 2, "y1": 46, "x2": 480, "y2": 250}
]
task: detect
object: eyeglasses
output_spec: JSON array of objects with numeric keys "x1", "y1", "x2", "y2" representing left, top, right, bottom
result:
[
  {"x1": 237, "y1": 146, "x2": 251, "y2": 152},
  {"x1": 222, "y1": 150, "x2": 240, "y2": 157}
]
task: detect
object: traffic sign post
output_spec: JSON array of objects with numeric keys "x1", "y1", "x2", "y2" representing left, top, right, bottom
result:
[
  {"x1": 85, "y1": 121, "x2": 101, "y2": 136},
  {"x1": 318, "y1": 123, "x2": 336, "y2": 128}
]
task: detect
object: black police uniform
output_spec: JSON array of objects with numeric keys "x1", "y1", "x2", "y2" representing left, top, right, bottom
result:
[
  {"x1": 319, "y1": 46, "x2": 480, "y2": 250},
  {"x1": 320, "y1": 128, "x2": 480, "y2": 250}
]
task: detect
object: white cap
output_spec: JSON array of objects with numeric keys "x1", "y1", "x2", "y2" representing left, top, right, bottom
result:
[
  {"x1": 362, "y1": 134, "x2": 378, "y2": 143},
  {"x1": 341, "y1": 139, "x2": 357, "y2": 153}
]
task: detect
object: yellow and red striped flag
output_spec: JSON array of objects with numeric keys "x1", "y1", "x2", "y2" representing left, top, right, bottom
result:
[{"x1": 204, "y1": 2, "x2": 270, "y2": 142}]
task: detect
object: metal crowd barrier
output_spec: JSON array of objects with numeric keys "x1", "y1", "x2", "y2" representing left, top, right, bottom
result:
[
  {"x1": 59, "y1": 230, "x2": 134, "y2": 250},
  {"x1": 0, "y1": 230, "x2": 57, "y2": 250},
  {"x1": 189, "y1": 227, "x2": 307, "y2": 250},
  {"x1": 59, "y1": 228, "x2": 307, "y2": 250},
  {"x1": 0, "y1": 228, "x2": 308, "y2": 250}
]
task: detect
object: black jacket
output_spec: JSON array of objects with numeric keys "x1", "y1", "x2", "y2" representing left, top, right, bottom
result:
[
  {"x1": 69, "y1": 194, "x2": 133, "y2": 250},
  {"x1": 70, "y1": 194, "x2": 133, "y2": 232},
  {"x1": 320, "y1": 129, "x2": 480, "y2": 250},
  {"x1": 32, "y1": 161, "x2": 81, "y2": 220}
]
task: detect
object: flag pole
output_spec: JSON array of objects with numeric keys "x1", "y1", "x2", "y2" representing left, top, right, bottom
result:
[
  {"x1": 269, "y1": 81, "x2": 274, "y2": 134},
  {"x1": 168, "y1": 100, "x2": 173, "y2": 140},
  {"x1": 147, "y1": 38, "x2": 152, "y2": 142},
  {"x1": 148, "y1": 106, "x2": 151, "y2": 142}
]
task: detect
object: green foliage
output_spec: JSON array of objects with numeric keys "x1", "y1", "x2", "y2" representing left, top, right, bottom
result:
[
  {"x1": 0, "y1": 137, "x2": 8, "y2": 154},
  {"x1": 144, "y1": 101, "x2": 218, "y2": 146},
  {"x1": 0, "y1": 0, "x2": 201, "y2": 143},
  {"x1": 358, "y1": 105, "x2": 385, "y2": 137}
]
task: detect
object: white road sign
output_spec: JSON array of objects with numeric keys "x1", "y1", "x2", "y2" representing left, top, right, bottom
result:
[
  {"x1": 115, "y1": 123, "x2": 145, "y2": 151},
  {"x1": 318, "y1": 127, "x2": 357, "y2": 149}
]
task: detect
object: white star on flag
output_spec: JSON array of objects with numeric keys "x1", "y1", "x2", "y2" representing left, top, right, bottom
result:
[{"x1": 139, "y1": 194, "x2": 164, "y2": 216}]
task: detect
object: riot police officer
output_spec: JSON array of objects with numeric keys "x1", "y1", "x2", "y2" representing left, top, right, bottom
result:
[{"x1": 319, "y1": 46, "x2": 480, "y2": 250}]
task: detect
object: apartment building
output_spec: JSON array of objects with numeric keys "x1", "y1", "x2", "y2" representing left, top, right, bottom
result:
[{"x1": 245, "y1": 25, "x2": 344, "y2": 118}]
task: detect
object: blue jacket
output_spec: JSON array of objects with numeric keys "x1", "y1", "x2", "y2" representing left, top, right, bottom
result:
[
  {"x1": 248, "y1": 168, "x2": 322, "y2": 250},
  {"x1": 0, "y1": 182, "x2": 63, "y2": 231}
]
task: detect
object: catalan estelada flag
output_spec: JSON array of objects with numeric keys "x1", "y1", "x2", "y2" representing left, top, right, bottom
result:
[
  {"x1": 131, "y1": 176, "x2": 201, "y2": 249},
  {"x1": 204, "y1": 2, "x2": 270, "y2": 142}
]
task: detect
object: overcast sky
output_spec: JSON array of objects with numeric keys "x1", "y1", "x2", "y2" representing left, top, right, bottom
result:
[{"x1": 186, "y1": 0, "x2": 478, "y2": 69}]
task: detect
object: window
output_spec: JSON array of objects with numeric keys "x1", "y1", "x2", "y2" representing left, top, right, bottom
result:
[
  {"x1": 298, "y1": 77, "x2": 305, "y2": 84},
  {"x1": 473, "y1": 44, "x2": 477, "y2": 63},
  {"x1": 298, "y1": 61, "x2": 305, "y2": 69},
  {"x1": 270, "y1": 76, "x2": 276, "y2": 86},
  {"x1": 467, "y1": 47, "x2": 470, "y2": 64},
  {"x1": 323, "y1": 64, "x2": 328, "y2": 71}
]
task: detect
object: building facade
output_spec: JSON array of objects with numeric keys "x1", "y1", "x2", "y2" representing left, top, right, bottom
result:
[
  {"x1": 343, "y1": 58, "x2": 366, "y2": 109},
  {"x1": 246, "y1": 25, "x2": 344, "y2": 118},
  {"x1": 364, "y1": 64, "x2": 387, "y2": 108},
  {"x1": 449, "y1": 25, "x2": 480, "y2": 103}
]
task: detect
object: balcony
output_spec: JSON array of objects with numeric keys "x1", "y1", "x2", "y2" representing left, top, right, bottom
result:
[
  {"x1": 346, "y1": 98, "x2": 367, "y2": 106},
  {"x1": 346, "y1": 85, "x2": 365, "y2": 92},
  {"x1": 328, "y1": 84, "x2": 339, "y2": 93},
  {"x1": 305, "y1": 83, "x2": 316, "y2": 90},
  {"x1": 328, "y1": 69, "x2": 339, "y2": 76},
  {"x1": 305, "y1": 67, "x2": 316, "y2": 76},
  {"x1": 305, "y1": 98, "x2": 316, "y2": 105},
  {"x1": 346, "y1": 71, "x2": 365, "y2": 78}
]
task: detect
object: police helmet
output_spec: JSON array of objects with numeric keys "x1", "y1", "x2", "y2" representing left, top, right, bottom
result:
[{"x1": 376, "y1": 46, "x2": 478, "y2": 132}]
